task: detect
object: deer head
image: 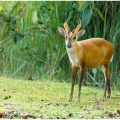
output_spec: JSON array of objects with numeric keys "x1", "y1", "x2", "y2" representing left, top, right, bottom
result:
[{"x1": 58, "y1": 20, "x2": 86, "y2": 48}]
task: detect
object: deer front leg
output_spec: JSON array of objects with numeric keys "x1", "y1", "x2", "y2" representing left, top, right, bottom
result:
[
  {"x1": 69, "y1": 67, "x2": 77, "y2": 102},
  {"x1": 78, "y1": 68, "x2": 84, "y2": 101}
]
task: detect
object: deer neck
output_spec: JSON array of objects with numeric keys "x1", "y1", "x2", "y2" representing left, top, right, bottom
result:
[{"x1": 66, "y1": 42, "x2": 79, "y2": 67}]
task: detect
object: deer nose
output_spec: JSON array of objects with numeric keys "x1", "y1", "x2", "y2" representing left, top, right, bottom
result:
[{"x1": 67, "y1": 43, "x2": 72, "y2": 48}]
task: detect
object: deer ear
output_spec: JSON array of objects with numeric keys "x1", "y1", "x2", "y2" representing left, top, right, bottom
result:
[
  {"x1": 77, "y1": 29, "x2": 86, "y2": 37},
  {"x1": 58, "y1": 27, "x2": 65, "y2": 36}
]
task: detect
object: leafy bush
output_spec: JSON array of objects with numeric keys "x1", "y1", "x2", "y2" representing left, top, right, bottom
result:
[{"x1": 0, "y1": 1, "x2": 120, "y2": 89}]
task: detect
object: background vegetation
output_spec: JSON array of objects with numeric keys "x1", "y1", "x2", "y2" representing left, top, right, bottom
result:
[{"x1": 0, "y1": 1, "x2": 120, "y2": 89}]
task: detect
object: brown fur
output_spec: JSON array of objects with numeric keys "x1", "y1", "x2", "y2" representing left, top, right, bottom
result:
[
  {"x1": 58, "y1": 21, "x2": 114, "y2": 102},
  {"x1": 72, "y1": 38, "x2": 114, "y2": 68}
]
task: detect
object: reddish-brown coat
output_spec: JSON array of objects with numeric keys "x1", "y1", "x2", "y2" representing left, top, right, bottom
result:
[{"x1": 69, "y1": 38, "x2": 114, "y2": 69}]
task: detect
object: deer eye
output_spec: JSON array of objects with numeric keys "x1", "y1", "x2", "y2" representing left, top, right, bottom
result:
[{"x1": 73, "y1": 37, "x2": 76, "y2": 40}]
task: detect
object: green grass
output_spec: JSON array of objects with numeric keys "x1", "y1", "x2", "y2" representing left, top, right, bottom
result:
[{"x1": 0, "y1": 77, "x2": 120, "y2": 119}]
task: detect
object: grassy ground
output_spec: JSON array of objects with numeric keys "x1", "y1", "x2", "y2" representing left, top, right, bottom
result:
[{"x1": 0, "y1": 77, "x2": 120, "y2": 119}]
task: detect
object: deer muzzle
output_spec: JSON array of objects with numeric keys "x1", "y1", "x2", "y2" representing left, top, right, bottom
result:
[{"x1": 67, "y1": 42, "x2": 72, "y2": 48}]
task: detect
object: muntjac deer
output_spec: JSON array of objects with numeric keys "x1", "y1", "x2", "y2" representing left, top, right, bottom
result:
[{"x1": 58, "y1": 20, "x2": 114, "y2": 102}]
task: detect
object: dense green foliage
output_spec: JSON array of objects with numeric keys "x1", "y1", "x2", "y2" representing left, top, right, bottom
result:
[{"x1": 0, "y1": 1, "x2": 120, "y2": 89}]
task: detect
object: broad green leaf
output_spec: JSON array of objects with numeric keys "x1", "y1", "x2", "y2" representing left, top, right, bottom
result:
[
  {"x1": 68, "y1": 11, "x2": 73, "y2": 21},
  {"x1": 16, "y1": 33, "x2": 23, "y2": 40},
  {"x1": 19, "y1": 29, "x2": 24, "y2": 37},
  {"x1": 9, "y1": 17, "x2": 16, "y2": 30},
  {"x1": 1, "y1": 12, "x2": 7, "y2": 18},
  {"x1": 0, "y1": 47, "x2": 4, "y2": 53},
  {"x1": 10, "y1": 16, "x2": 16, "y2": 24},
  {"x1": 94, "y1": 8, "x2": 105, "y2": 21},
  {"x1": 81, "y1": 9, "x2": 93, "y2": 28},
  {"x1": 50, "y1": 26, "x2": 55, "y2": 32},
  {"x1": 38, "y1": 20, "x2": 43, "y2": 24},
  {"x1": 10, "y1": 22, "x2": 16, "y2": 30},
  {"x1": 40, "y1": 1, "x2": 47, "y2": 7},
  {"x1": 78, "y1": 1, "x2": 91, "y2": 11},
  {"x1": 13, "y1": 31, "x2": 24, "y2": 44},
  {"x1": 9, "y1": 29, "x2": 14, "y2": 36},
  {"x1": 14, "y1": 37, "x2": 17, "y2": 44}
]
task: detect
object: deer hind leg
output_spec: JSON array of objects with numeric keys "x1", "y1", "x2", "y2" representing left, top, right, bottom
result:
[
  {"x1": 106, "y1": 68, "x2": 111, "y2": 98},
  {"x1": 98, "y1": 64, "x2": 111, "y2": 100},
  {"x1": 69, "y1": 67, "x2": 77, "y2": 102}
]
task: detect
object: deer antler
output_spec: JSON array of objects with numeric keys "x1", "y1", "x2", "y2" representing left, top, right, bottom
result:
[
  {"x1": 73, "y1": 20, "x2": 81, "y2": 34},
  {"x1": 64, "y1": 20, "x2": 70, "y2": 34}
]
